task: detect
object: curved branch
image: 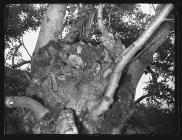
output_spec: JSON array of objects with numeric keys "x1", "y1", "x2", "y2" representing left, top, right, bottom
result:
[
  {"x1": 135, "y1": 94, "x2": 150, "y2": 104},
  {"x1": 11, "y1": 60, "x2": 31, "y2": 69},
  {"x1": 90, "y1": 4, "x2": 174, "y2": 119},
  {"x1": 5, "y1": 96, "x2": 49, "y2": 119}
]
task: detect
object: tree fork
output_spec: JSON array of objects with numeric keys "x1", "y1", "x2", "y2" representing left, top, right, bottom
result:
[{"x1": 90, "y1": 4, "x2": 174, "y2": 120}]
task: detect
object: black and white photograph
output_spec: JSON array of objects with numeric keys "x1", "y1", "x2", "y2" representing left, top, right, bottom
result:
[{"x1": 4, "y1": 3, "x2": 178, "y2": 135}]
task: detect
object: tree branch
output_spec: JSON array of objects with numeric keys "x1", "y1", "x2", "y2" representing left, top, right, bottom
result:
[
  {"x1": 5, "y1": 96, "x2": 49, "y2": 119},
  {"x1": 90, "y1": 4, "x2": 174, "y2": 120},
  {"x1": 11, "y1": 60, "x2": 31, "y2": 69},
  {"x1": 24, "y1": 71, "x2": 31, "y2": 83},
  {"x1": 97, "y1": 4, "x2": 126, "y2": 59},
  {"x1": 33, "y1": 4, "x2": 67, "y2": 55},
  {"x1": 127, "y1": 22, "x2": 171, "y2": 91},
  {"x1": 108, "y1": 4, "x2": 113, "y2": 28},
  {"x1": 135, "y1": 94, "x2": 150, "y2": 104},
  {"x1": 21, "y1": 37, "x2": 32, "y2": 59},
  {"x1": 31, "y1": 4, "x2": 67, "y2": 75},
  {"x1": 97, "y1": 4, "x2": 107, "y2": 34},
  {"x1": 97, "y1": 4, "x2": 115, "y2": 54},
  {"x1": 152, "y1": 4, "x2": 156, "y2": 12}
]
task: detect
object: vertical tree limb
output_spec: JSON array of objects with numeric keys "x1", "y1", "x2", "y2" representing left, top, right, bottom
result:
[
  {"x1": 33, "y1": 4, "x2": 67, "y2": 55},
  {"x1": 108, "y1": 4, "x2": 114, "y2": 28},
  {"x1": 97, "y1": 4, "x2": 107, "y2": 34},
  {"x1": 31, "y1": 4, "x2": 67, "y2": 74},
  {"x1": 97, "y1": 4, "x2": 126, "y2": 59}
]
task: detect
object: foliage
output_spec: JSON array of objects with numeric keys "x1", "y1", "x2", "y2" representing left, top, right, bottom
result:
[
  {"x1": 4, "y1": 66, "x2": 30, "y2": 97},
  {"x1": 124, "y1": 104, "x2": 176, "y2": 134},
  {"x1": 143, "y1": 32, "x2": 175, "y2": 108},
  {"x1": 4, "y1": 4, "x2": 47, "y2": 42},
  {"x1": 4, "y1": 67, "x2": 32, "y2": 134},
  {"x1": 4, "y1": 4, "x2": 47, "y2": 70}
]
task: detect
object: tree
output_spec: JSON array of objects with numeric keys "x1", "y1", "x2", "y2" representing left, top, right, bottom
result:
[{"x1": 4, "y1": 3, "x2": 175, "y2": 134}]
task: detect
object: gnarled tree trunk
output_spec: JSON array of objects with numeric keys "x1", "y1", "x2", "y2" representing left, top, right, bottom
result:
[{"x1": 5, "y1": 4, "x2": 173, "y2": 134}]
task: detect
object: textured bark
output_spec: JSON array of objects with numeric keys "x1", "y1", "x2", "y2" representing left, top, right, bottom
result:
[
  {"x1": 98, "y1": 19, "x2": 172, "y2": 134},
  {"x1": 31, "y1": 4, "x2": 67, "y2": 74},
  {"x1": 5, "y1": 4, "x2": 173, "y2": 134},
  {"x1": 97, "y1": 4, "x2": 126, "y2": 59},
  {"x1": 33, "y1": 4, "x2": 67, "y2": 54}
]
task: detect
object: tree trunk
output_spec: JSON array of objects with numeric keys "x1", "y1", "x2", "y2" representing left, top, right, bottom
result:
[
  {"x1": 31, "y1": 4, "x2": 67, "y2": 75},
  {"x1": 5, "y1": 4, "x2": 173, "y2": 134}
]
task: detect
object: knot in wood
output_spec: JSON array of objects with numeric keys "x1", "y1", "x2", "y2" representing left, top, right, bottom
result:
[{"x1": 102, "y1": 95, "x2": 111, "y2": 102}]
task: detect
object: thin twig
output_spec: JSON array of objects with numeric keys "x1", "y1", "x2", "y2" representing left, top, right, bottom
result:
[
  {"x1": 108, "y1": 4, "x2": 113, "y2": 29},
  {"x1": 135, "y1": 94, "x2": 150, "y2": 104},
  {"x1": 135, "y1": 65, "x2": 160, "y2": 104},
  {"x1": 21, "y1": 37, "x2": 32, "y2": 59},
  {"x1": 97, "y1": 4, "x2": 107, "y2": 34},
  {"x1": 152, "y1": 4, "x2": 156, "y2": 12},
  {"x1": 11, "y1": 60, "x2": 31, "y2": 69}
]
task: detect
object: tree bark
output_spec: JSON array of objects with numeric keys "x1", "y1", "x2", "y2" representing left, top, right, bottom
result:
[
  {"x1": 5, "y1": 4, "x2": 174, "y2": 134},
  {"x1": 99, "y1": 18, "x2": 172, "y2": 134},
  {"x1": 31, "y1": 4, "x2": 67, "y2": 75},
  {"x1": 5, "y1": 96, "x2": 49, "y2": 119},
  {"x1": 33, "y1": 4, "x2": 67, "y2": 54}
]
